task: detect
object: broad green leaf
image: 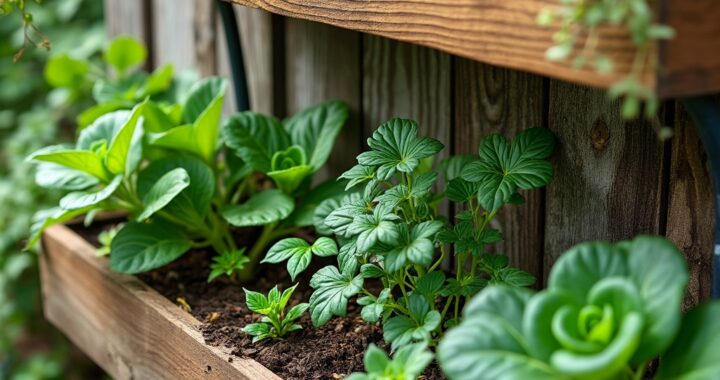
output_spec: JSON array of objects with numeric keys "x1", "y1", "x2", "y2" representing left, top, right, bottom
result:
[
  {"x1": 656, "y1": 302, "x2": 720, "y2": 380},
  {"x1": 28, "y1": 146, "x2": 110, "y2": 182},
  {"x1": 142, "y1": 100, "x2": 176, "y2": 133},
  {"x1": 105, "y1": 102, "x2": 145, "y2": 174},
  {"x1": 493, "y1": 267, "x2": 536, "y2": 288},
  {"x1": 27, "y1": 206, "x2": 97, "y2": 248},
  {"x1": 59, "y1": 175, "x2": 123, "y2": 210},
  {"x1": 109, "y1": 220, "x2": 192, "y2": 273},
  {"x1": 348, "y1": 204, "x2": 400, "y2": 252},
  {"x1": 137, "y1": 157, "x2": 215, "y2": 223},
  {"x1": 137, "y1": 168, "x2": 190, "y2": 221},
  {"x1": 182, "y1": 76, "x2": 226, "y2": 124},
  {"x1": 309, "y1": 266, "x2": 364, "y2": 326},
  {"x1": 244, "y1": 288, "x2": 271, "y2": 314},
  {"x1": 222, "y1": 112, "x2": 291, "y2": 173},
  {"x1": 323, "y1": 192, "x2": 367, "y2": 237},
  {"x1": 267, "y1": 164, "x2": 314, "y2": 194},
  {"x1": 263, "y1": 237, "x2": 338, "y2": 281},
  {"x1": 221, "y1": 189, "x2": 294, "y2": 227},
  {"x1": 105, "y1": 36, "x2": 147, "y2": 74},
  {"x1": 287, "y1": 178, "x2": 347, "y2": 229},
  {"x1": 44, "y1": 53, "x2": 88, "y2": 88},
  {"x1": 357, "y1": 118, "x2": 444, "y2": 180},
  {"x1": 77, "y1": 110, "x2": 131, "y2": 150},
  {"x1": 35, "y1": 163, "x2": 98, "y2": 191},
  {"x1": 415, "y1": 271, "x2": 446, "y2": 297},
  {"x1": 446, "y1": 177, "x2": 480, "y2": 203},
  {"x1": 383, "y1": 297, "x2": 440, "y2": 351},
  {"x1": 77, "y1": 100, "x2": 133, "y2": 129},
  {"x1": 283, "y1": 101, "x2": 348, "y2": 171},
  {"x1": 138, "y1": 64, "x2": 174, "y2": 97}
]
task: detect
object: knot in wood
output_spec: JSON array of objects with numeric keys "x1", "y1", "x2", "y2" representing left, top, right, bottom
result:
[{"x1": 590, "y1": 119, "x2": 610, "y2": 152}]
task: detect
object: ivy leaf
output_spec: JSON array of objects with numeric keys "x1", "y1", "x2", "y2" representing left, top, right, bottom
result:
[
  {"x1": 283, "y1": 100, "x2": 348, "y2": 171},
  {"x1": 110, "y1": 220, "x2": 192, "y2": 274},
  {"x1": 348, "y1": 204, "x2": 400, "y2": 252},
  {"x1": 263, "y1": 237, "x2": 338, "y2": 281},
  {"x1": 222, "y1": 112, "x2": 291, "y2": 173},
  {"x1": 222, "y1": 189, "x2": 294, "y2": 227},
  {"x1": 461, "y1": 128, "x2": 554, "y2": 211},
  {"x1": 137, "y1": 168, "x2": 190, "y2": 222},
  {"x1": 383, "y1": 294, "x2": 440, "y2": 351},
  {"x1": 59, "y1": 175, "x2": 123, "y2": 210},
  {"x1": 357, "y1": 119, "x2": 444, "y2": 180},
  {"x1": 309, "y1": 266, "x2": 364, "y2": 327}
]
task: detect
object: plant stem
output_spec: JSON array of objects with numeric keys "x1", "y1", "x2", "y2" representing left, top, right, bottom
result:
[
  {"x1": 632, "y1": 363, "x2": 647, "y2": 380},
  {"x1": 237, "y1": 223, "x2": 276, "y2": 282}
]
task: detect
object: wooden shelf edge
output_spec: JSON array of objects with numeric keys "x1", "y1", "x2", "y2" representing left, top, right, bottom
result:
[
  {"x1": 228, "y1": 0, "x2": 720, "y2": 98},
  {"x1": 40, "y1": 224, "x2": 280, "y2": 380}
]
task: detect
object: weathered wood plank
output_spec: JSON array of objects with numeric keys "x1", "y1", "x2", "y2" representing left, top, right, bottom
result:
[
  {"x1": 235, "y1": 6, "x2": 276, "y2": 114},
  {"x1": 285, "y1": 19, "x2": 362, "y2": 180},
  {"x1": 104, "y1": 0, "x2": 150, "y2": 42},
  {"x1": 666, "y1": 101, "x2": 714, "y2": 309},
  {"x1": 543, "y1": 81, "x2": 665, "y2": 279},
  {"x1": 152, "y1": 0, "x2": 216, "y2": 76},
  {"x1": 230, "y1": 0, "x2": 720, "y2": 98},
  {"x1": 40, "y1": 225, "x2": 279, "y2": 380},
  {"x1": 453, "y1": 59, "x2": 546, "y2": 280}
]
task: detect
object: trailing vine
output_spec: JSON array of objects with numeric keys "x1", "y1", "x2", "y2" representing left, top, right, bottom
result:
[{"x1": 538, "y1": 0, "x2": 675, "y2": 119}]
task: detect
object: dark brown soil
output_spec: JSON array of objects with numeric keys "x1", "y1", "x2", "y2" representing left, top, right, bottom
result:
[{"x1": 74, "y1": 223, "x2": 445, "y2": 380}]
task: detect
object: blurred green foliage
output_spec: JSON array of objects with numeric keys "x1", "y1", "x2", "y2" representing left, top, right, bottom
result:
[{"x1": 0, "y1": 0, "x2": 104, "y2": 378}]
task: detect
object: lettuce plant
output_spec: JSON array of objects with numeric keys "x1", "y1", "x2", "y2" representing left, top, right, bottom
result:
[
  {"x1": 438, "y1": 236, "x2": 720, "y2": 380},
  {"x1": 265, "y1": 119, "x2": 555, "y2": 350},
  {"x1": 28, "y1": 71, "x2": 348, "y2": 281},
  {"x1": 242, "y1": 284, "x2": 309, "y2": 342},
  {"x1": 346, "y1": 343, "x2": 434, "y2": 380}
]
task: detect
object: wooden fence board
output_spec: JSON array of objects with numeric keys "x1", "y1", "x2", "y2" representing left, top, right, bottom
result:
[
  {"x1": 667, "y1": 102, "x2": 715, "y2": 309},
  {"x1": 453, "y1": 59, "x2": 546, "y2": 280},
  {"x1": 234, "y1": 6, "x2": 276, "y2": 114},
  {"x1": 285, "y1": 19, "x2": 362, "y2": 180},
  {"x1": 544, "y1": 81, "x2": 666, "y2": 279}
]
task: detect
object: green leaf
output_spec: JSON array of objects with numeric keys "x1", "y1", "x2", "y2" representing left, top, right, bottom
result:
[
  {"x1": 208, "y1": 249, "x2": 249, "y2": 282},
  {"x1": 242, "y1": 322, "x2": 271, "y2": 342},
  {"x1": 59, "y1": 175, "x2": 122, "y2": 210},
  {"x1": 309, "y1": 266, "x2": 364, "y2": 326},
  {"x1": 138, "y1": 64, "x2": 174, "y2": 97},
  {"x1": 415, "y1": 271, "x2": 446, "y2": 297},
  {"x1": 244, "y1": 288, "x2": 271, "y2": 314},
  {"x1": 383, "y1": 295, "x2": 441, "y2": 351},
  {"x1": 35, "y1": 163, "x2": 98, "y2": 191},
  {"x1": 357, "y1": 119, "x2": 444, "y2": 180},
  {"x1": 446, "y1": 177, "x2": 480, "y2": 203},
  {"x1": 324, "y1": 192, "x2": 368, "y2": 237},
  {"x1": 28, "y1": 146, "x2": 110, "y2": 182},
  {"x1": 221, "y1": 189, "x2": 294, "y2": 227},
  {"x1": 105, "y1": 102, "x2": 145, "y2": 174},
  {"x1": 358, "y1": 288, "x2": 390, "y2": 323},
  {"x1": 267, "y1": 146, "x2": 314, "y2": 193},
  {"x1": 28, "y1": 206, "x2": 97, "y2": 248},
  {"x1": 350, "y1": 343, "x2": 433, "y2": 380},
  {"x1": 222, "y1": 112, "x2": 291, "y2": 173},
  {"x1": 182, "y1": 76, "x2": 226, "y2": 124},
  {"x1": 440, "y1": 154, "x2": 476, "y2": 181},
  {"x1": 339, "y1": 165, "x2": 376, "y2": 190},
  {"x1": 44, "y1": 53, "x2": 89, "y2": 88},
  {"x1": 137, "y1": 168, "x2": 190, "y2": 221},
  {"x1": 283, "y1": 101, "x2": 347, "y2": 171},
  {"x1": 109, "y1": 220, "x2": 192, "y2": 274},
  {"x1": 105, "y1": 36, "x2": 147, "y2": 74},
  {"x1": 263, "y1": 237, "x2": 338, "y2": 281},
  {"x1": 137, "y1": 157, "x2": 215, "y2": 223},
  {"x1": 656, "y1": 302, "x2": 720, "y2": 380},
  {"x1": 284, "y1": 303, "x2": 309, "y2": 324},
  {"x1": 288, "y1": 178, "x2": 347, "y2": 229},
  {"x1": 360, "y1": 264, "x2": 384, "y2": 279},
  {"x1": 77, "y1": 101, "x2": 133, "y2": 129},
  {"x1": 348, "y1": 204, "x2": 400, "y2": 252},
  {"x1": 493, "y1": 267, "x2": 536, "y2": 288}
]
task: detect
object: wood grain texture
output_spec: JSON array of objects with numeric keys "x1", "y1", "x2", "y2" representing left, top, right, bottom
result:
[
  {"x1": 666, "y1": 102, "x2": 714, "y2": 309},
  {"x1": 453, "y1": 59, "x2": 546, "y2": 280},
  {"x1": 543, "y1": 81, "x2": 666, "y2": 279},
  {"x1": 215, "y1": 5, "x2": 238, "y2": 114},
  {"x1": 235, "y1": 6, "x2": 276, "y2": 114},
  {"x1": 40, "y1": 225, "x2": 280, "y2": 380},
  {"x1": 285, "y1": 19, "x2": 362, "y2": 180},
  {"x1": 229, "y1": 0, "x2": 720, "y2": 97},
  {"x1": 104, "y1": 0, "x2": 150, "y2": 43},
  {"x1": 152, "y1": 0, "x2": 217, "y2": 76}
]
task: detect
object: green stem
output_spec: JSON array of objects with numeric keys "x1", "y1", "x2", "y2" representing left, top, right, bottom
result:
[
  {"x1": 632, "y1": 363, "x2": 647, "y2": 380},
  {"x1": 428, "y1": 245, "x2": 446, "y2": 272},
  {"x1": 238, "y1": 223, "x2": 277, "y2": 282}
]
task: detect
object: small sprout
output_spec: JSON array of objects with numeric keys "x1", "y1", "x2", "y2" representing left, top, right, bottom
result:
[
  {"x1": 176, "y1": 297, "x2": 192, "y2": 312},
  {"x1": 346, "y1": 343, "x2": 434, "y2": 380},
  {"x1": 242, "y1": 284, "x2": 308, "y2": 343},
  {"x1": 96, "y1": 224, "x2": 124, "y2": 257},
  {"x1": 208, "y1": 249, "x2": 250, "y2": 283}
]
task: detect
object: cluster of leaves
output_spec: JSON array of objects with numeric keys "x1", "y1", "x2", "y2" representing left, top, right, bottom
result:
[
  {"x1": 538, "y1": 0, "x2": 675, "y2": 119},
  {"x1": 438, "y1": 236, "x2": 720, "y2": 380},
  {"x1": 265, "y1": 119, "x2": 555, "y2": 351},
  {"x1": 346, "y1": 343, "x2": 434, "y2": 380},
  {"x1": 29, "y1": 38, "x2": 349, "y2": 282},
  {"x1": 242, "y1": 284, "x2": 309, "y2": 342},
  {"x1": 0, "y1": 0, "x2": 104, "y2": 378}
]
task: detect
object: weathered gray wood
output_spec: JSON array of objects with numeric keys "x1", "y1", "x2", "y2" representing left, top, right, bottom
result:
[
  {"x1": 544, "y1": 81, "x2": 666, "y2": 280},
  {"x1": 285, "y1": 19, "x2": 362, "y2": 180},
  {"x1": 104, "y1": 0, "x2": 150, "y2": 41},
  {"x1": 667, "y1": 102, "x2": 715, "y2": 309},
  {"x1": 235, "y1": 6, "x2": 276, "y2": 114},
  {"x1": 40, "y1": 225, "x2": 280, "y2": 380},
  {"x1": 454, "y1": 59, "x2": 546, "y2": 280},
  {"x1": 151, "y1": 0, "x2": 216, "y2": 76}
]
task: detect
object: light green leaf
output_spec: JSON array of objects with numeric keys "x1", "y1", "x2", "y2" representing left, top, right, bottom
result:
[
  {"x1": 44, "y1": 53, "x2": 89, "y2": 88},
  {"x1": 283, "y1": 101, "x2": 348, "y2": 171},
  {"x1": 340, "y1": 165, "x2": 376, "y2": 190},
  {"x1": 222, "y1": 112, "x2": 291, "y2": 173},
  {"x1": 59, "y1": 175, "x2": 123, "y2": 210},
  {"x1": 244, "y1": 288, "x2": 271, "y2": 314},
  {"x1": 263, "y1": 237, "x2": 338, "y2": 281},
  {"x1": 28, "y1": 146, "x2": 110, "y2": 182},
  {"x1": 137, "y1": 168, "x2": 190, "y2": 221},
  {"x1": 138, "y1": 64, "x2": 174, "y2": 97},
  {"x1": 35, "y1": 163, "x2": 98, "y2": 191},
  {"x1": 267, "y1": 164, "x2": 314, "y2": 194},
  {"x1": 109, "y1": 220, "x2": 192, "y2": 273},
  {"x1": 27, "y1": 206, "x2": 97, "y2": 248},
  {"x1": 105, "y1": 36, "x2": 147, "y2": 74},
  {"x1": 106, "y1": 101, "x2": 145, "y2": 174},
  {"x1": 287, "y1": 178, "x2": 347, "y2": 229},
  {"x1": 221, "y1": 189, "x2": 294, "y2": 227},
  {"x1": 348, "y1": 204, "x2": 400, "y2": 252},
  {"x1": 77, "y1": 101, "x2": 133, "y2": 129},
  {"x1": 182, "y1": 76, "x2": 226, "y2": 123},
  {"x1": 309, "y1": 266, "x2": 364, "y2": 326}
]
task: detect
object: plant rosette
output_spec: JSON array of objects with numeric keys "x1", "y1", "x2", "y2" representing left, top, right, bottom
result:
[{"x1": 438, "y1": 235, "x2": 720, "y2": 380}]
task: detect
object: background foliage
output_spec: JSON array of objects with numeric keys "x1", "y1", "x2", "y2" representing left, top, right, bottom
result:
[{"x1": 0, "y1": 0, "x2": 104, "y2": 378}]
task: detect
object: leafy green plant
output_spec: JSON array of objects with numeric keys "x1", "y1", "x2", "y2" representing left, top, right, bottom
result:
[
  {"x1": 266, "y1": 119, "x2": 555, "y2": 351},
  {"x1": 438, "y1": 235, "x2": 720, "y2": 380},
  {"x1": 96, "y1": 223, "x2": 123, "y2": 256},
  {"x1": 242, "y1": 284, "x2": 309, "y2": 342},
  {"x1": 346, "y1": 343, "x2": 434, "y2": 380},
  {"x1": 538, "y1": 0, "x2": 675, "y2": 119},
  {"x1": 208, "y1": 249, "x2": 249, "y2": 282}
]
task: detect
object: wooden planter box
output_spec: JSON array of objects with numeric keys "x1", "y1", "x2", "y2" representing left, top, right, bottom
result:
[{"x1": 39, "y1": 224, "x2": 280, "y2": 380}]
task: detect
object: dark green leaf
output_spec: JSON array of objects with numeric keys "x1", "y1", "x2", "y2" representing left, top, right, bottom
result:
[
  {"x1": 222, "y1": 189, "x2": 294, "y2": 227},
  {"x1": 309, "y1": 266, "x2": 364, "y2": 326},
  {"x1": 283, "y1": 100, "x2": 348, "y2": 171},
  {"x1": 222, "y1": 112, "x2": 291, "y2": 173},
  {"x1": 137, "y1": 168, "x2": 190, "y2": 221},
  {"x1": 110, "y1": 220, "x2": 192, "y2": 273}
]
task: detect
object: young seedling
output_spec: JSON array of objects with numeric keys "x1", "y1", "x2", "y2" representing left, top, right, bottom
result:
[
  {"x1": 346, "y1": 343, "x2": 434, "y2": 380},
  {"x1": 242, "y1": 284, "x2": 309, "y2": 343},
  {"x1": 208, "y1": 249, "x2": 250, "y2": 282}
]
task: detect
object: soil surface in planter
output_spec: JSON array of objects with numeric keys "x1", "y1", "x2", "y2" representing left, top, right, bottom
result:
[{"x1": 76, "y1": 223, "x2": 445, "y2": 380}]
